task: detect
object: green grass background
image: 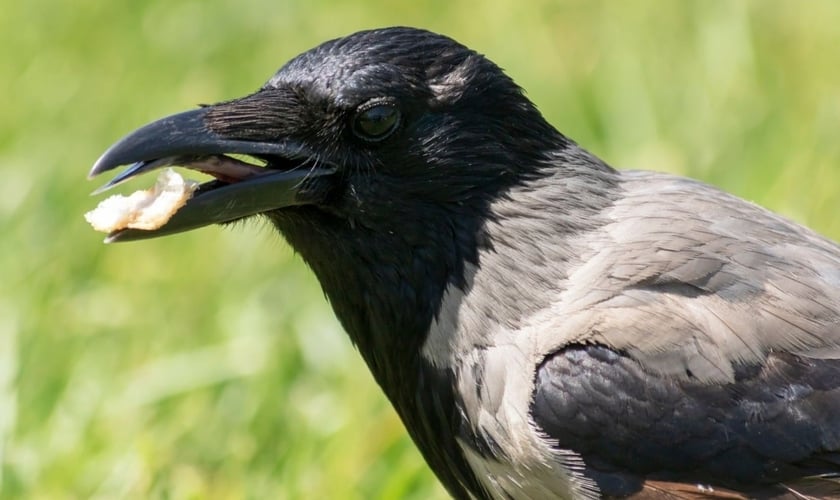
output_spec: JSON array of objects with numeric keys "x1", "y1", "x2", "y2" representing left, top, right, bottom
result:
[{"x1": 3, "y1": 1, "x2": 840, "y2": 498}]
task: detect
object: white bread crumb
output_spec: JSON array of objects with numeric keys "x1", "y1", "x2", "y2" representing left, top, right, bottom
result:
[{"x1": 85, "y1": 168, "x2": 199, "y2": 232}]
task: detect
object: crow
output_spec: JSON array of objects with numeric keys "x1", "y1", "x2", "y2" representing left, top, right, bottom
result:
[{"x1": 89, "y1": 27, "x2": 840, "y2": 499}]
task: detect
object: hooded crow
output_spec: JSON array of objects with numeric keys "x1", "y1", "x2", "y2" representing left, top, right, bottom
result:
[{"x1": 89, "y1": 27, "x2": 840, "y2": 499}]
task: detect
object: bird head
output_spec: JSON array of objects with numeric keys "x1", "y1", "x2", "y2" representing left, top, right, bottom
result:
[{"x1": 90, "y1": 27, "x2": 567, "y2": 244}]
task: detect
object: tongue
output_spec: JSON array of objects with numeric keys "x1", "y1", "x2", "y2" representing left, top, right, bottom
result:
[{"x1": 186, "y1": 155, "x2": 267, "y2": 183}]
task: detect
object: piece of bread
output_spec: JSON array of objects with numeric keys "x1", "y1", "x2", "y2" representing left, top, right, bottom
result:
[{"x1": 86, "y1": 168, "x2": 199, "y2": 232}]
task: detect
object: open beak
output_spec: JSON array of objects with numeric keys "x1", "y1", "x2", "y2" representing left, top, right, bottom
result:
[{"x1": 88, "y1": 105, "x2": 336, "y2": 242}]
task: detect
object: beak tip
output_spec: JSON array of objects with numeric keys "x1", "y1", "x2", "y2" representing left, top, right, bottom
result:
[
  {"x1": 104, "y1": 230, "x2": 123, "y2": 244},
  {"x1": 89, "y1": 150, "x2": 115, "y2": 179},
  {"x1": 90, "y1": 183, "x2": 110, "y2": 196}
]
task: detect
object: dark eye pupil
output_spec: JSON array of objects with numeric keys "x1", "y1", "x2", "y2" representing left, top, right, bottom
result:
[{"x1": 354, "y1": 104, "x2": 399, "y2": 140}]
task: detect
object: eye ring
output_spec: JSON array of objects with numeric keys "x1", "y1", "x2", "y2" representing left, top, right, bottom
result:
[{"x1": 351, "y1": 99, "x2": 401, "y2": 142}]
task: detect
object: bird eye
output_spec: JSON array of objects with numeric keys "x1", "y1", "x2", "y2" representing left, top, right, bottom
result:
[{"x1": 352, "y1": 100, "x2": 400, "y2": 142}]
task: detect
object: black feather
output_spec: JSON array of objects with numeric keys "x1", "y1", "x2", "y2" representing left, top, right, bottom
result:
[{"x1": 532, "y1": 345, "x2": 840, "y2": 497}]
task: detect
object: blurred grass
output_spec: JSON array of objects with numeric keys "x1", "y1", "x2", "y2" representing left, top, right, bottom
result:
[{"x1": 2, "y1": 0, "x2": 839, "y2": 498}]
